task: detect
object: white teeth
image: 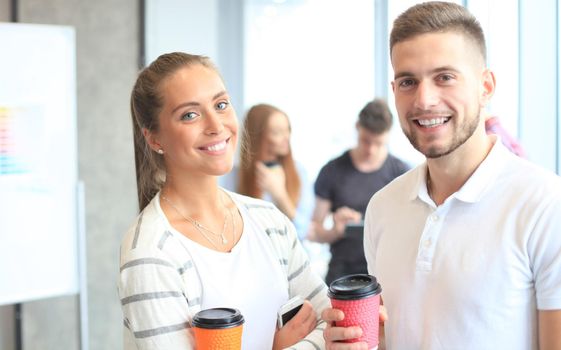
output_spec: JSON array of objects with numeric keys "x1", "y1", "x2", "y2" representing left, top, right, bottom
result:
[
  {"x1": 205, "y1": 141, "x2": 226, "y2": 151},
  {"x1": 418, "y1": 117, "x2": 449, "y2": 127}
]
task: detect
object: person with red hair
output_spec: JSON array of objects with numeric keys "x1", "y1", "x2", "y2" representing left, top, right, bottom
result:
[{"x1": 236, "y1": 103, "x2": 313, "y2": 240}]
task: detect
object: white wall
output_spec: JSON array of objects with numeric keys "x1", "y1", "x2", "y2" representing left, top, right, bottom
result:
[
  {"x1": 145, "y1": 0, "x2": 219, "y2": 64},
  {"x1": 145, "y1": 0, "x2": 245, "y2": 133}
]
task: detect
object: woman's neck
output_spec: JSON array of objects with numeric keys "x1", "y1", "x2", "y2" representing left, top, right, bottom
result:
[{"x1": 161, "y1": 175, "x2": 221, "y2": 215}]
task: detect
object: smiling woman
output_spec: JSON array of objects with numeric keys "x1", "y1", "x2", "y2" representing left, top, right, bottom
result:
[
  {"x1": 143, "y1": 64, "x2": 238, "y2": 182},
  {"x1": 119, "y1": 52, "x2": 330, "y2": 350}
]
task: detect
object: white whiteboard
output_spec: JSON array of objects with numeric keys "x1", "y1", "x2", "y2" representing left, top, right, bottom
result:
[{"x1": 0, "y1": 23, "x2": 78, "y2": 305}]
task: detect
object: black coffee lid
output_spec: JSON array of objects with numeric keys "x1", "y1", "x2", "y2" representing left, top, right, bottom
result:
[
  {"x1": 192, "y1": 308, "x2": 245, "y2": 329},
  {"x1": 328, "y1": 274, "x2": 382, "y2": 300}
]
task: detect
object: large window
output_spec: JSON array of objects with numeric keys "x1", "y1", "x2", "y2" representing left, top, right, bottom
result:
[
  {"x1": 244, "y1": 0, "x2": 375, "y2": 179},
  {"x1": 469, "y1": 0, "x2": 519, "y2": 137}
]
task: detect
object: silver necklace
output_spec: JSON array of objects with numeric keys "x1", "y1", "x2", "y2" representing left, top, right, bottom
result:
[{"x1": 161, "y1": 193, "x2": 232, "y2": 247}]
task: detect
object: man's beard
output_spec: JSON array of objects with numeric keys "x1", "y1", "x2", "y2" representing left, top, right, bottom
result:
[{"x1": 405, "y1": 111, "x2": 480, "y2": 159}]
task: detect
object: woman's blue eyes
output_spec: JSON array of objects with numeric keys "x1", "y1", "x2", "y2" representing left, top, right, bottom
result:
[
  {"x1": 180, "y1": 112, "x2": 199, "y2": 121},
  {"x1": 179, "y1": 101, "x2": 229, "y2": 121}
]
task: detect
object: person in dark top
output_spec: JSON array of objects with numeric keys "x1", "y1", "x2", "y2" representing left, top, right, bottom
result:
[{"x1": 308, "y1": 98, "x2": 409, "y2": 284}]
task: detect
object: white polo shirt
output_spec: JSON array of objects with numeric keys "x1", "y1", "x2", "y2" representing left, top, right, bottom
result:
[{"x1": 364, "y1": 138, "x2": 561, "y2": 350}]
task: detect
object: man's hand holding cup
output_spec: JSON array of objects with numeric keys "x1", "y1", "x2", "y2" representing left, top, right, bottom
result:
[{"x1": 322, "y1": 274, "x2": 387, "y2": 350}]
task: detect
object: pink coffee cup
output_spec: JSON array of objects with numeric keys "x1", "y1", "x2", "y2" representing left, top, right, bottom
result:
[{"x1": 328, "y1": 274, "x2": 382, "y2": 350}]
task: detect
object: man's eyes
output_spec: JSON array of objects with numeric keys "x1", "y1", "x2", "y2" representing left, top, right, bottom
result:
[
  {"x1": 437, "y1": 74, "x2": 455, "y2": 82},
  {"x1": 216, "y1": 101, "x2": 230, "y2": 110},
  {"x1": 398, "y1": 79, "x2": 416, "y2": 89}
]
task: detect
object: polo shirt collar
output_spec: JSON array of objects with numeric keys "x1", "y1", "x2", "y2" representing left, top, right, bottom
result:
[
  {"x1": 410, "y1": 135, "x2": 511, "y2": 204},
  {"x1": 409, "y1": 163, "x2": 430, "y2": 202}
]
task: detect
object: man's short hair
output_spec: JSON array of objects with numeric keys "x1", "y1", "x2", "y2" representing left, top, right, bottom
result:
[
  {"x1": 390, "y1": 1, "x2": 486, "y2": 63},
  {"x1": 358, "y1": 98, "x2": 393, "y2": 134}
]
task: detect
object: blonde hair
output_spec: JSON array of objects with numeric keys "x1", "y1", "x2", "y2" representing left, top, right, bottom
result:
[{"x1": 130, "y1": 52, "x2": 218, "y2": 210}]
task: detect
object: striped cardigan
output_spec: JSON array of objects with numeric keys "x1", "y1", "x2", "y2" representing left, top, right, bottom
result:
[{"x1": 119, "y1": 191, "x2": 329, "y2": 349}]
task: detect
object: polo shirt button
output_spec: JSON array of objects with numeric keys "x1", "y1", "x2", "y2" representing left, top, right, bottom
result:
[
  {"x1": 431, "y1": 214, "x2": 439, "y2": 221},
  {"x1": 423, "y1": 238, "x2": 432, "y2": 248}
]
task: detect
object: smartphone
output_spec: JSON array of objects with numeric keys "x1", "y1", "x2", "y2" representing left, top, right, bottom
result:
[
  {"x1": 344, "y1": 220, "x2": 364, "y2": 239},
  {"x1": 277, "y1": 296, "x2": 304, "y2": 328}
]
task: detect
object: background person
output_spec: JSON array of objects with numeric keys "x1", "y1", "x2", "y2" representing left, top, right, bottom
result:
[
  {"x1": 235, "y1": 103, "x2": 314, "y2": 240},
  {"x1": 484, "y1": 114, "x2": 525, "y2": 157},
  {"x1": 308, "y1": 99, "x2": 408, "y2": 284},
  {"x1": 119, "y1": 52, "x2": 329, "y2": 350},
  {"x1": 322, "y1": 2, "x2": 561, "y2": 349}
]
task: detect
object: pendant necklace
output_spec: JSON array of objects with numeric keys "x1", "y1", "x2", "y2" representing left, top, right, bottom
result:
[{"x1": 161, "y1": 192, "x2": 234, "y2": 247}]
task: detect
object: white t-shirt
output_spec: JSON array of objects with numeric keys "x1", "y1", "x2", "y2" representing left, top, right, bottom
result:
[
  {"x1": 218, "y1": 162, "x2": 314, "y2": 240},
  {"x1": 364, "y1": 138, "x2": 561, "y2": 349},
  {"x1": 119, "y1": 191, "x2": 330, "y2": 350},
  {"x1": 176, "y1": 200, "x2": 288, "y2": 349}
]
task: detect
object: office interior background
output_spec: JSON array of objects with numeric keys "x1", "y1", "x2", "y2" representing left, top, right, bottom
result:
[{"x1": 0, "y1": 0, "x2": 560, "y2": 349}]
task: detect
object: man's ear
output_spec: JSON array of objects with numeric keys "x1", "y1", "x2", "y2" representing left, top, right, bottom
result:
[
  {"x1": 142, "y1": 128, "x2": 162, "y2": 153},
  {"x1": 480, "y1": 69, "x2": 496, "y2": 107}
]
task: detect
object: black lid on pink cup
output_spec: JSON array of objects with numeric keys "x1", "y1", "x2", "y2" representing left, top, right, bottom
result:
[
  {"x1": 192, "y1": 308, "x2": 245, "y2": 329},
  {"x1": 328, "y1": 274, "x2": 382, "y2": 300}
]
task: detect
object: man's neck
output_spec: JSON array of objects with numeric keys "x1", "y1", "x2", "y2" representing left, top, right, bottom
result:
[{"x1": 426, "y1": 132, "x2": 494, "y2": 205}]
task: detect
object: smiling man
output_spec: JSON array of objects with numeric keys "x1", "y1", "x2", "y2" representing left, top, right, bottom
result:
[{"x1": 322, "y1": 2, "x2": 561, "y2": 349}]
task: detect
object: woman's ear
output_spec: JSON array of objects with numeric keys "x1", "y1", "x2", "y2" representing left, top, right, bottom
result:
[{"x1": 142, "y1": 128, "x2": 162, "y2": 153}]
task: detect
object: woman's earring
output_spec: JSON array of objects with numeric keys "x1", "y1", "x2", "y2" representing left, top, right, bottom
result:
[{"x1": 157, "y1": 149, "x2": 164, "y2": 154}]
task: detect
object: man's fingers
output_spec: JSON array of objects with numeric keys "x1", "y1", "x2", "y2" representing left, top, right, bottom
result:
[
  {"x1": 334, "y1": 207, "x2": 362, "y2": 223},
  {"x1": 379, "y1": 305, "x2": 388, "y2": 322},
  {"x1": 324, "y1": 324, "x2": 363, "y2": 342},
  {"x1": 328, "y1": 341, "x2": 369, "y2": 350},
  {"x1": 321, "y1": 308, "x2": 345, "y2": 323}
]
